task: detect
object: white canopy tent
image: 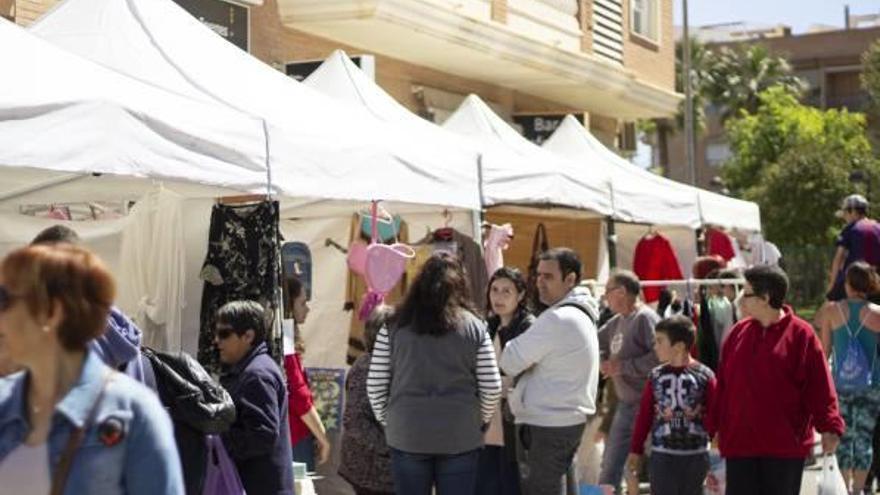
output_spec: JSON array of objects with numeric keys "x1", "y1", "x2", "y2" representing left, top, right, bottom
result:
[
  {"x1": 31, "y1": 0, "x2": 482, "y2": 213},
  {"x1": 542, "y1": 115, "x2": 761, "y2": 232},
  {"x1": 442, "y1": 95, "x2": 613, "y2": 214},
  {"x1": 543, "y1": 115, "x2": 702, "y2": 228},
  {"x1": 0, "y1": 17, "x2": 271, "y2": 206}
]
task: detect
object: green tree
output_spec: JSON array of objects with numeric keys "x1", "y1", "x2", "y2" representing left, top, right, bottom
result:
[
  {"x1": 724, "y1": 87, "x2": 878, "y2": 245},
  {"x1": 863, "y1": 40, "x2": 880, "y2": 107},
  {"x1": 701, "y1": 44, "x2": 805, "y2": 122}
]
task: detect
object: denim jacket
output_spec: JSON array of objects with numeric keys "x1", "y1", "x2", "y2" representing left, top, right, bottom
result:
[{"x1": 0, "y1": 350, "x2": 184, "y2": 494}]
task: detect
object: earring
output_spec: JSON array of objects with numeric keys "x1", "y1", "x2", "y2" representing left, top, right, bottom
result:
[{"x1": 42, "y1": 325, "x2": 50, "y2": 333}]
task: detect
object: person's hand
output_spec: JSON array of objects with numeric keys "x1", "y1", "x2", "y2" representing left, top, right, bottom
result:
[
  {"x1": 705, "y1": 473, "x2": 719, "y2": 492},
  {"x1": 822, "y1": 432, "x2": 840, "y2": 454},
  {"x1": 316, "y1": 436, "x2": 331, "y2": 465},
  {"x1": 625, "y1": 453, "x2": 641, "y2": 478},
  {"x1": 601, "y1": 359, "x2": 622, "y2": 377}
]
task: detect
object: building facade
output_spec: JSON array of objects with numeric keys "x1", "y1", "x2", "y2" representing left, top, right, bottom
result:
[
  {"x1": 666, "y1": 23, "x2": 880, "y2": 190},
  {"x1": 9, "y1": 0, "x2": 679, "y2": 149}
]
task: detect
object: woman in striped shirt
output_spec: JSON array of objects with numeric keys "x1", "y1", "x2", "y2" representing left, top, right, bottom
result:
[{"x1": 367, "y1": 251, "x2": 502, "y2": 495}]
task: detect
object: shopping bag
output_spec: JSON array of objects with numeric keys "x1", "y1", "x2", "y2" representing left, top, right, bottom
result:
[
  {"x1": 817, "y1": 454, "x2": 848, "y2": 495},
  {"x1": 203, "y1": 435, "x2": 246, "y2": 495},
  {"x1": 704, "y1": 449, "x2": 725, "y2": 495}
]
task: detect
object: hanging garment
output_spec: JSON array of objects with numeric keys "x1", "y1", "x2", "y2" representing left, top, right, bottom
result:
[
  {"x1": 697, "y1": 289, "x2": 720, "y2": 372},
  {"x1": 198, "y1": 201, "x2": 281, "y2": 375},
  {"x1": 484, "y1": 223, "x2": 514, "y2": 277},
  {"x1": 118, "y1": 188, "x2": 186, "y2": 352},
  {"x1": 706, "y1": 228, "x2": 736, "y2": 262},
  {"x1": 633, "y1": 234, "x2": 684, "y2": 303}
]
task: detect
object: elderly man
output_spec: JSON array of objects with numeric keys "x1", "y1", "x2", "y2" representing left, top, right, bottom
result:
[{"x1": 597, "y1": 270, "x2": 660, "y2": 493}]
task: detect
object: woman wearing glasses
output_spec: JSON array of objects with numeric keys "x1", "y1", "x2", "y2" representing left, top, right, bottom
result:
[{"x1": 0, "y1": 243, "x2": 183, "y2": 494}]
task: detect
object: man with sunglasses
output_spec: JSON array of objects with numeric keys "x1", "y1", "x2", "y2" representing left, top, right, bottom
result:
[
  {"x1": 216, "y1": 300, "x2": 294, "y2": 495},
  {"x1": 712, "y1": 265, "x2": 844, "y2": 495},
  {"x1": 597, "y1": 270, "x2": 660, "y2": 493}
]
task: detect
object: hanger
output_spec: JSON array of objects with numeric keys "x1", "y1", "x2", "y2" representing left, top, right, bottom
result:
[
  {"x1": 216, "y1": 193, "x2": 271, "y2": 205},
  {"x1": 324, "y1": 238, "x2": 348, "y2": 254},
  {"x1": 359, "y1": 201, "x2": 395, "y2": 225},
  {"x1": 643, "y1": 224, "x2": 658, "y2": 239},
  {"x1": 433, "y1": 209, "x2": 454, "y2": 241}
]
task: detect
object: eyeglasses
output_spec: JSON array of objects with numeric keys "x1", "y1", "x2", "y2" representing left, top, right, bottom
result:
[
  {"x1": 215, "y1": 325, "x2": 237, "y2": 340},
  {"x1": 0, "y1": 285, "x2": 18, "y2": 312}
]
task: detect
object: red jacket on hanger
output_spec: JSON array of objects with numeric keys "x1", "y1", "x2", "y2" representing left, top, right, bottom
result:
[
  {"x1": 707, "y1": 228, "x2": 736, "y2": 262},
  {"x1": 633, "y1": 234, "x2": 684, "y2": 303}
]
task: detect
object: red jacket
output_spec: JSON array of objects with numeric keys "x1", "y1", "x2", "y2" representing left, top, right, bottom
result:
[
  {"x1": 284, "y1": 353, "x2": 315, "y2": 447},
  {"x1": 712, "y1": 307, "x2": 845, "y2": 458},
  {"x1": 633, "y1": 234, "x2": 683, "y2": 303}
]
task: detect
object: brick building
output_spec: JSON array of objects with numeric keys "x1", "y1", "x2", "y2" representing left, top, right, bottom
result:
[
  {"x1": 666, "y1": 21, "x2": 880, "y2": 190},
  {"x1": 7, "y1": 0, "x2": 679, "y2": 150}
]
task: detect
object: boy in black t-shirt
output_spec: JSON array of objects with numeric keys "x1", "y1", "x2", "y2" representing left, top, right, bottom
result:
[{"x1": 626, "y1": 315, "x2": 718, "y2": 495}]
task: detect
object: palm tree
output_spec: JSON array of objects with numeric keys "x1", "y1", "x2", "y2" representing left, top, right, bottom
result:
[{"x1": 701, "y1": 44, "x2": 805, "y2": 122}]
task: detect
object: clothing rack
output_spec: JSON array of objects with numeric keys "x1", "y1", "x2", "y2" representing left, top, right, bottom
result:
[{"x1": 580, "y1": 277, "x2": 746, "y2": 288}]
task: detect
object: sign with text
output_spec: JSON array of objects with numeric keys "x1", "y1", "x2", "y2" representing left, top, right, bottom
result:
[
  {"x1": 513, "y1": 114, "x2": 584, "y2": 145},
  {"x1": 173, "y1": 0, "x2": 248, "y2": 51}
]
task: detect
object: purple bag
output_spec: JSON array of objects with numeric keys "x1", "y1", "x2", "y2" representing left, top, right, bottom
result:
[{"x1": 203, "y1": 435, "x2": 246, "y2": 495}]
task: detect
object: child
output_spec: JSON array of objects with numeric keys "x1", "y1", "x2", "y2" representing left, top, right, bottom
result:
[{"x1": 626, "y1": 315, "x2": 717, "y2": 495}]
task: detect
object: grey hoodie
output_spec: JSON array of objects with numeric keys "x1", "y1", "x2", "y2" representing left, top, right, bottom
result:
[{"x1": 500, "y1": 287, "x2": 600, "y2": 427}]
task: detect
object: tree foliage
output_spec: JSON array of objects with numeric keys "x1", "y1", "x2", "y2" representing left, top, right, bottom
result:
[
  {"x1": 863, "y1": 40, "x2": 880, "y2": 109},
  {"x1": 701, "y1": 44, "x2": 806, "y2": 122},
  {"x1": 724, "y1": 87, "x2": 878, "y2": 245}
]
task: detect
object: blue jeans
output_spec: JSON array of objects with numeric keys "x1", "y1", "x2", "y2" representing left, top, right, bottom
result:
[{"x1": 390, "y1": 448, "x2": 480, "y2": 495}]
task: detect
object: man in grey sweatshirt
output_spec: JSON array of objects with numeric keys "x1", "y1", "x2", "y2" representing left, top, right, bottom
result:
[
  {"x1": 597, "y1": 270, "x2": 660, "y2": 493},
  {"x1": 500, "y1": 248, "x2": 600, "y2": 495}
]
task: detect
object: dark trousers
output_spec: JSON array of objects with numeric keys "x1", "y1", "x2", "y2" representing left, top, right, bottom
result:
[
  {"x1": 390, "y1": 448, "x2": 479, "y2": 495},
  {"x1": 648, "y1": 452, "x2": 709, "y2": 495},
  {"x1": 517, "y1": 423, "x2": 586, "y2": 495},
  {"x1": 476, "y1": 446, "x2": 522, "y2": 495},
  {"x1": 726, "y1": 457, "x2": 805, "y2": 495}
]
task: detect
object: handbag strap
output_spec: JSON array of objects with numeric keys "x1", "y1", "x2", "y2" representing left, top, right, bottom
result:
[{"x1": 49, "y1": 371, "x2": 114, "y2": 495}]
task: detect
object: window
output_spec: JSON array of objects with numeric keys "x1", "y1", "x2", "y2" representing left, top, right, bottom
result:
[
  {"x1": 630, "y1": 0, "x2": 659, "y2": 43},
  {"x1": 706, "y1": 141, "x2": 732, "y2": 167}
]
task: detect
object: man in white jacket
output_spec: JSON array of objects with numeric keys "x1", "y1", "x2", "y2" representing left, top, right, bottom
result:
[{"x1": 501, "y1": 247, "x2": 600, "y2": 495}]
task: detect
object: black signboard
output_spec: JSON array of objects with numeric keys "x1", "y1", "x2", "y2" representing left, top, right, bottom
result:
[
  {"x1": 173, "y1": 0, "x2": 248, "y2": 51},
  {"x1": 513, "y1": 114, "x2": 584, "y2": 145}
]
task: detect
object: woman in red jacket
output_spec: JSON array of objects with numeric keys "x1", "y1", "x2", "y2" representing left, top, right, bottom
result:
[
  {"x1": 285, "y1": 277, "x2": 331, "y2": 470},
  {"x1": 712, "y1": 265, "x2": 844, "y2": 495}
]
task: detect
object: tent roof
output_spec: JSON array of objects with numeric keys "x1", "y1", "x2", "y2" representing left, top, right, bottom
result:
[
  {"x1": 543, "y1": 115, "x2": 702, "y2": 228},
  {"x1": 0, "y1": 18, "x2": 271, "y2": 205},
  {"x1": 442, "y1": 95, "x2": 613, "y2": 214},
  {"x1": 31, "y1": 0, "x2": 481, "y2": 211},
  {"x1": 544, "y1": 115, "x2": 761, "y2": 232}
]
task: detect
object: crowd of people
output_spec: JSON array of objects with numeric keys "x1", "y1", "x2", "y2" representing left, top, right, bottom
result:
[{"x1": 3, "y1": 192, "x2": 880, "y2": 495}]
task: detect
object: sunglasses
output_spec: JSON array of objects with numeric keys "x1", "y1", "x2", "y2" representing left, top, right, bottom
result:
[{"x1": 0, "y1": 285, "x2": 18, "y2": 312}]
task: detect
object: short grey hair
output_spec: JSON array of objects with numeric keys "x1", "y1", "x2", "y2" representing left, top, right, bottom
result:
[{"x1": 610, "y1": 270, "x2": 641, "y2": 297}]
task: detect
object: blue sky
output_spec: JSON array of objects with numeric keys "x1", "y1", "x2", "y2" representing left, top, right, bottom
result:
[{"x1": 674, "y1": 0, "x2": 880, "y2": 34}]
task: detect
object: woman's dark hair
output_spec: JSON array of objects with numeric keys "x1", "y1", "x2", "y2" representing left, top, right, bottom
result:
[
  {"x1": 31, "y1": 225, "x2": 81, "y2": 246},
  {"x1": 744, "y1": 265, "x2": 789, "y2": 310},
  {"x1": 284, "y1": 276, "x2": 306, "y2": 354},
  {"x1": 846, "y1": 261, "x2": 880, "y2": 296},
  {"x1": 364, "y1": 305, "x2": 395, "y2": 354},
  {"x1": 485, "y1": 266, "x2": 528, "y2": 316},
  {"x1": 655, "y1": 315, "x2": 696, "y2": 349},
  {"x1": 215, "y1": 300, "x2": 268, "y2": 345},
  {"x1": 396, "y1": 251, "x2": 475, "y2": 336}
]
